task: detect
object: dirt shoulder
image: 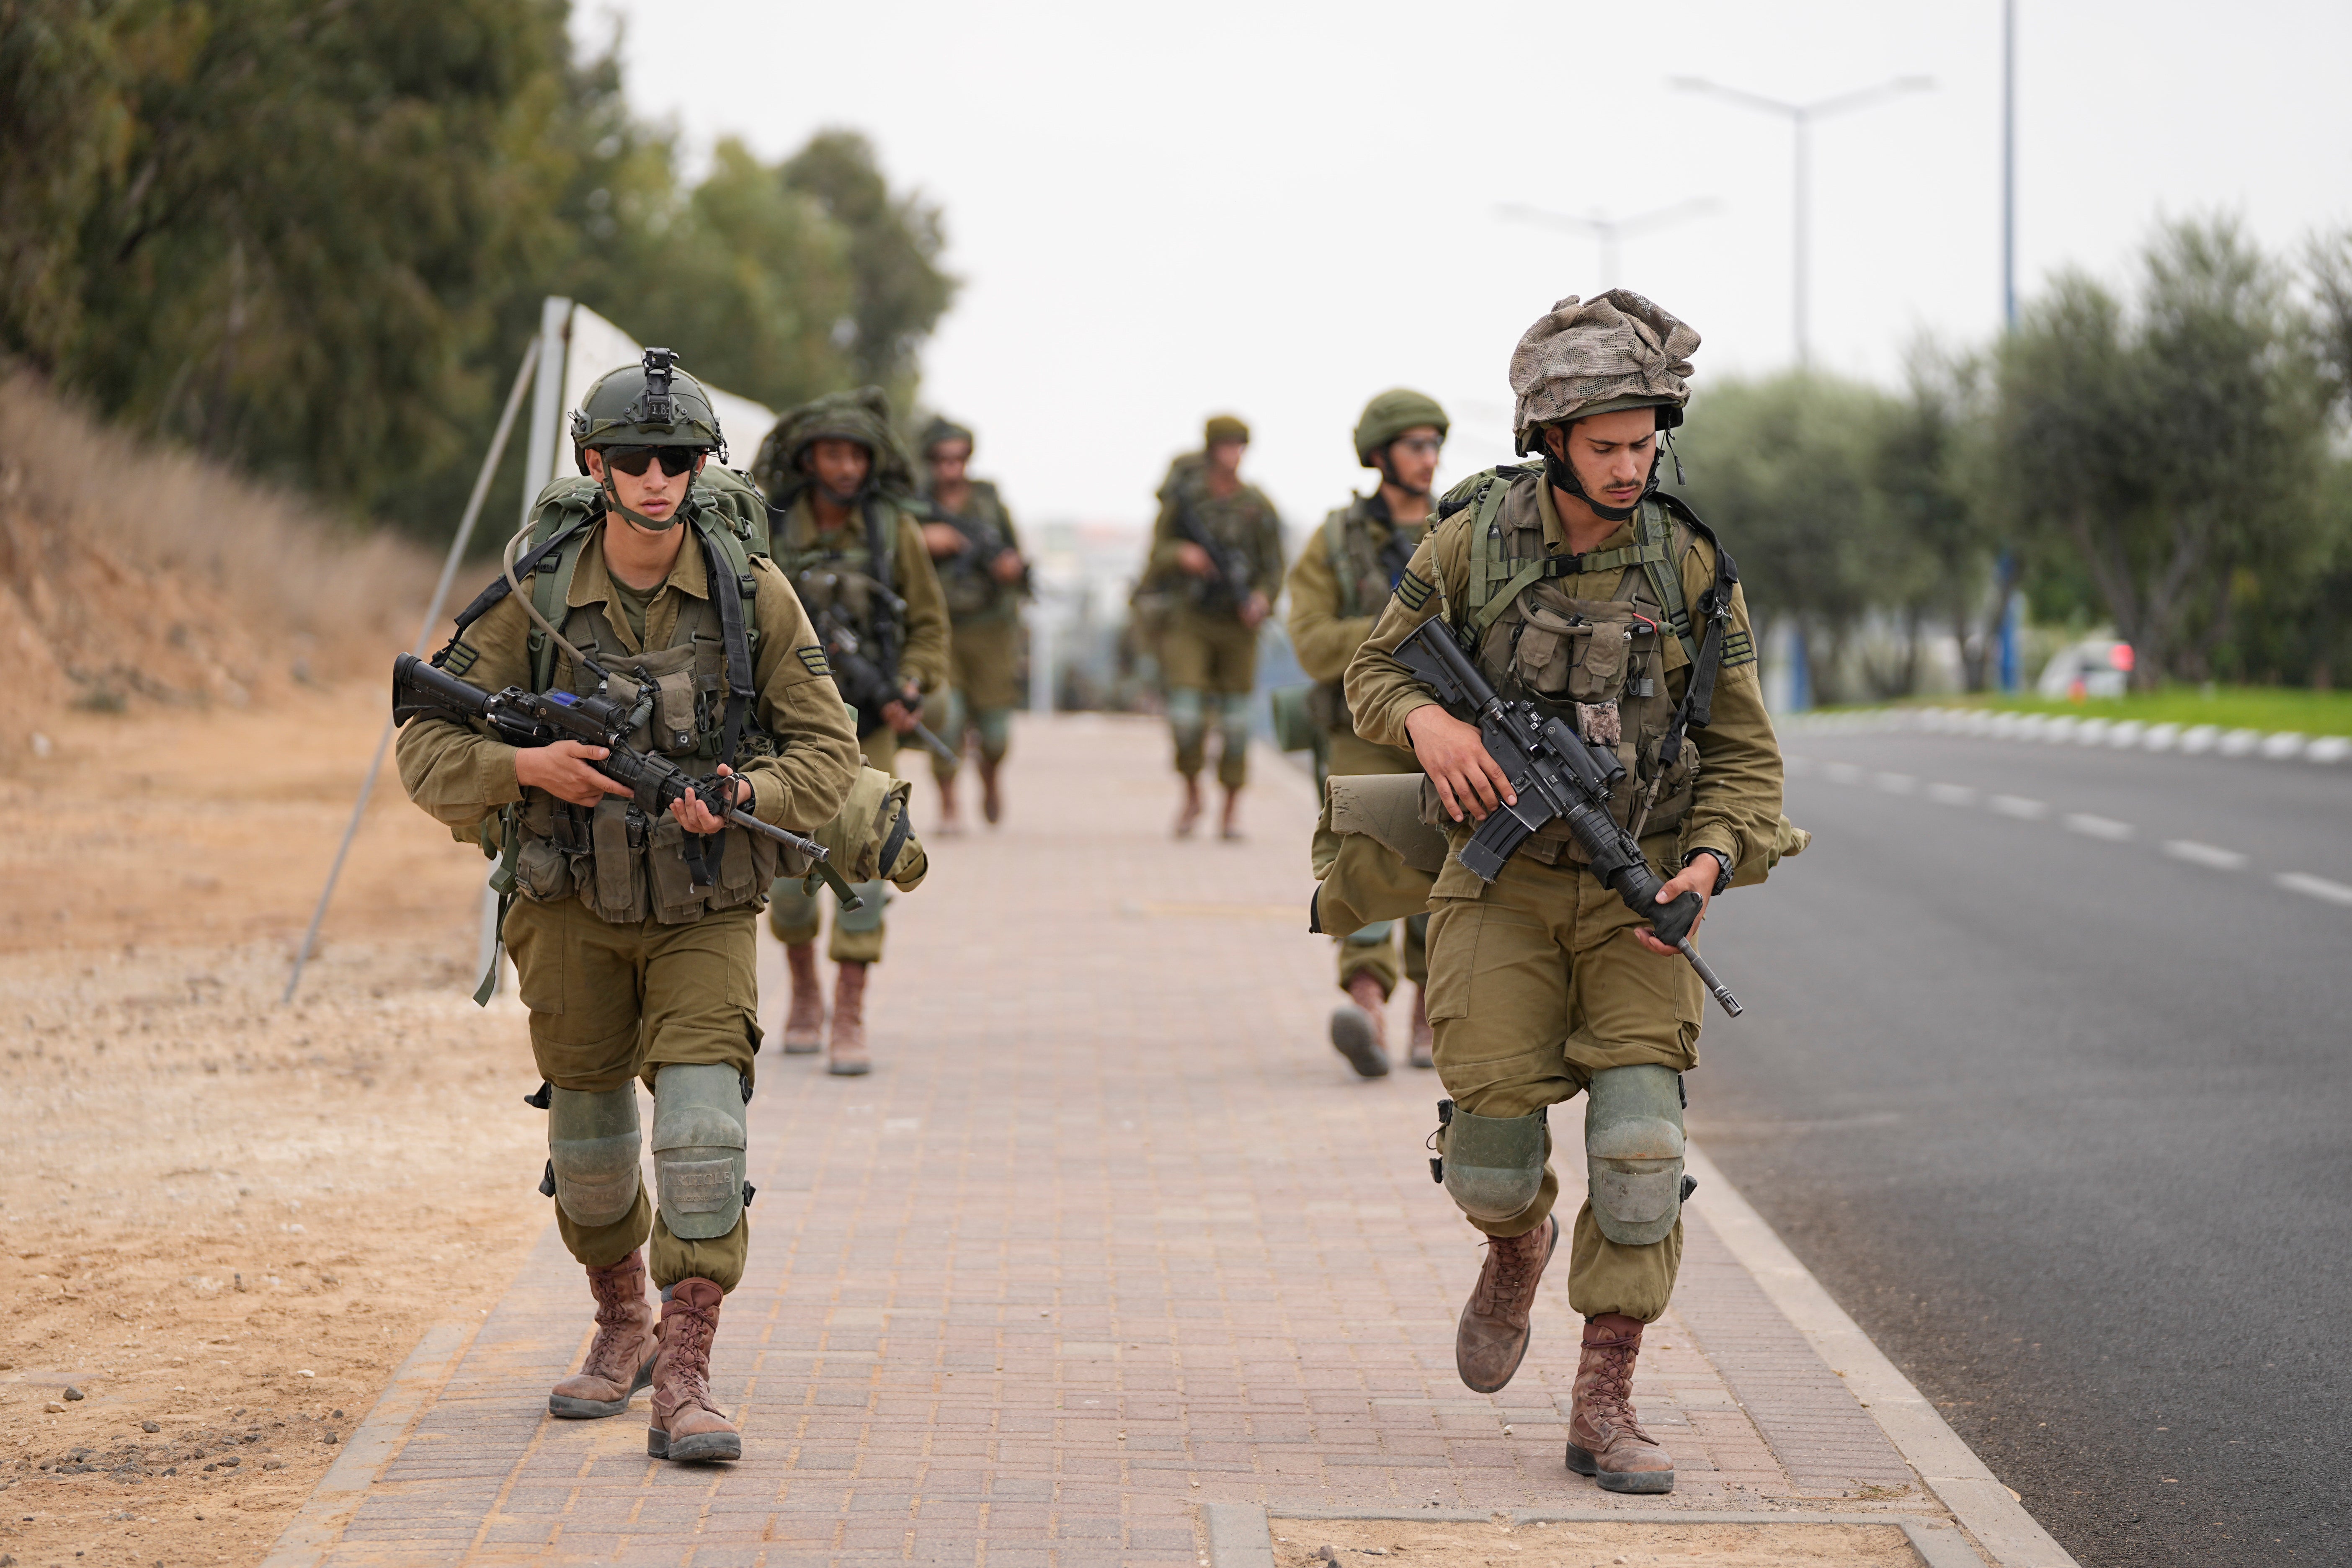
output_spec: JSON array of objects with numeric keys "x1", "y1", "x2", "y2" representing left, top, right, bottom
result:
[{"x1": 1, "y1": 684, "x2": 550, "y2": 1568}]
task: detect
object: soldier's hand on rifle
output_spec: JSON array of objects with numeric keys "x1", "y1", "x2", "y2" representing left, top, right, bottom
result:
[
  {"x1": 921, "y1": 522, "x2": 965, "y2": 559},
  {"x1": 1175, "y1": 541, "x2": 1216, "y2": 578},
  {"x1": 670, "y1": 764, "x2": 747, "y2": 836},
  {"x1": 513, "y1": 740, "x2": 635, "y2": 808},
  {"x1": 1406, "y1": 704, "x2": 1517, "y2": 824},
  {"x1": 1632, "y1": 859, "x2": 1715, "y2": 957},
  {"x1": 989, "y1": 550, "x2": 1027, "y2": 585},
  {"x1": 1239, "y1": 590, "x2": 1269, "y2": 629},
  {"x1": 881, "y1": 684, "x2": 923, "y2": 734}
]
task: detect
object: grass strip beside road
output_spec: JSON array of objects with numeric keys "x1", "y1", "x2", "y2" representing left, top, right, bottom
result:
[{"x1": 1879, "y1": 685, "x2": 2352, "y2": 738}]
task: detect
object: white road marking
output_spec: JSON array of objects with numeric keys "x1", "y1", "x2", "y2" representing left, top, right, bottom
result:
[
  {"x1": 1988, "y1": 795, "x2": 2048, "y2": 821},
  {"x1": 1874, "y1": 772, "x2": 1917, "y2": 794},
  {"x1": 2164, "y1": 841, "x2": 2249, "y2": 872},
  {"x1": 2064, "y1": 813, "x2": 2135, "y2": 841},
  {"x1": 1822, "y1": 762, "x2": 1863, "y2": 785},
  {"x1": 2276, "y1": 872, "x2": 2352, "y2": 908},
  {"x1": 1926, "y1": 783, "x2": 1979, "y2": 807}
]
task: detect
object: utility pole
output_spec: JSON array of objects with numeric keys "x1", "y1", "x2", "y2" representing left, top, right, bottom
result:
[
  {"x1": 1671, "y1": 75, "x2": 1934, "y2": 365},
  {"x1": 1998, "y1": 0, "x2": 2023, "y2": 691},
  {"x1": 1495, "y1": 199, "x2": 1720, "y2": 290}
]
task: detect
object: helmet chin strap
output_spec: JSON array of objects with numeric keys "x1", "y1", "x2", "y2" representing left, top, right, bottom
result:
[
  {"x1": 1374, "y1": 452, "x2": 1431, "y2": 502},
  {"x1": 598, "y1": 469, "x2": 686, "y2": 533},
  {"x1": 1542, "y1": 441, "x2": 1660, "y2": 525}
]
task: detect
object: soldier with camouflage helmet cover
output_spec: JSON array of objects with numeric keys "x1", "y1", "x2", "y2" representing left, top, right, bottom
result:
[
  {"x1": 750, "y1": 387, "x2": 952, "y2": 1078},
  {"x1": 916, "y1": 415, "x2": 1031, "y2": 831},
  {"x1": 1287, "y1": 389, "x2": 1449, "y2": 1077},
  {"x1": 1344, "y1": 292, "x2": 1784, "y2": 1495},
  {"x1": 397, "y1": 349, "x2": 863, "y2": 1464},
  {"x1": 1140, "y1": 414, "x2": 1286, "y2": 838}
]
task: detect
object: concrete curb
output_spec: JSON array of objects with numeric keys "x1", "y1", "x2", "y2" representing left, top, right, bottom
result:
[
  {"x1": 1683, "y1": 1143, "x2": 2080, "y2": 1568},
  {"x1": 1206, "y1": 1504, "x2": 1983, "y2": 1567},
  {"x1": 1785, "y1": 706, "x2": 2351, "y2": 765},
  {"x1": 255, "y1": 1317, "x2": 482, "y2": 1568}
]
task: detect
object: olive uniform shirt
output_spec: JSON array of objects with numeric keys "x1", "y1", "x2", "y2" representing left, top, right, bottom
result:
[
  {"x1": 397, "y1": 523, "x2": 864, "y2": 845},
  {"x1": 780, "y1": 497, "x2": 954, "y2": 704},
  {"x1": 1148, "y1": 476, "x2": 1285, "y2": 608},
  {"x1": 1344, "y1": 480, "x2": 1781, "y2": 882}
]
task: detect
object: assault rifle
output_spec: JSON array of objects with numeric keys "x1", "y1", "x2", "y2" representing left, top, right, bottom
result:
[
  {"x1": 1395, "y1": 619, "x2": 1743, "y2": 1018},
  {"x1": 392, "y1": 652, "x2": 862, "y2": 909},
  {"x1": 1173, "y1": 504, "x2": 1258, "y2": 614},
  {"x1": 938, "y1": 508, "x2": 1030, "y2": 596},
  {"x1": 795, "y1": 586, "x2": 960, "y2": 767}
]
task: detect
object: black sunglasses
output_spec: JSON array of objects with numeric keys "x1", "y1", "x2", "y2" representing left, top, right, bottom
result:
[{"x1": 601, "y1": 445, "x2": 701, "y2": 478}]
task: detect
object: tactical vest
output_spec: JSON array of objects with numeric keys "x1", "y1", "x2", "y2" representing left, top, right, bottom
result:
[
  {"x1": 771, "y1": 495, "x2": 904, "y2": 670},
  {"x1": 1311, "y1": 496, "x2": 1425, "y2": 735},
  {"x1": 924, "y1": 480, "x2": 1017, "y2": 622},
  {"x1": 441, "y1": 472, "x2": 784, "y2": 926},
  {"x1": 1168, "y1": 472, "x2": 1275, "y2": 617},
  {"x1": 1446, "y1": 466, "x2": 1718, "y2": 867}
]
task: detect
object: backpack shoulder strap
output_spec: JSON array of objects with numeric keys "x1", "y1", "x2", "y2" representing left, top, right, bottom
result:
[
  {"x1": 1651, "y1": 491, "x2": 1741, "y2": 735},
  {"x1": 527, "y1": 526, "x2": 596, "y2": 694},
  {"x1": 693, "y1": 514, "x2": 760, "y2": 765},
  {"x1": 1460, "y1": 470, "x2": 1528, "y2": 636},
  {"x1": 1321, "y1": 507, "x2": 1358, "y2": 618}
]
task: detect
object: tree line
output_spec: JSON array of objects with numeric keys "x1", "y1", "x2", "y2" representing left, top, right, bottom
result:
[
  {"x1": 1677, "y1": 218, "x2": 2352, "y2": 698},
  {"x1": 0, "y1": 0, "x2": 955, "y2": 541}
]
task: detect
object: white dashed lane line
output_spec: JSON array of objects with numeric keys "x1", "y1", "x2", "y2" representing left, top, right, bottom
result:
[
  {"x1": 2277, "y1": 873, "x2": 2352, "y2": 908},
  {"x1": 1786, "y1": 753, "x2": 2350, "y2": 909},
  {"x1": 2164, "y1": 840, "x2": 2250, "y2": 872}
]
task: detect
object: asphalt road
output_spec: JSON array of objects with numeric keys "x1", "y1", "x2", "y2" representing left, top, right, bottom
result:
[{"x1": 1691, "y1": 725, "x2": 2352, "y2": 1568}]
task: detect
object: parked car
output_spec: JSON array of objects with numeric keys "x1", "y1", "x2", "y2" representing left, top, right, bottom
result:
[{"x1": 2037, "y1": 638, "x2": 2135, "y2": 699}]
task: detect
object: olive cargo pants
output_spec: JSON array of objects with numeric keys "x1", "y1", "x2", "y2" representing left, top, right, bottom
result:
[
  {"x1": 1326, "y1": 730, "x2": 1428, "y2": 995},
  {"x1": 1161, "y1": 605, "x2": 1259, "y2": 788},
  {"x1": 767, "y1": 727, "x2": 899, "y2": 964},
  {"x1": 503, "y1": 895, "x2": 759, "y2": 1293},
  {"x1": 1425, "y1": 844, "x2": 1703, "y2": 1324},
  {"x1": 925, "y1": 616, "x2": 1021, "y2": 781}
]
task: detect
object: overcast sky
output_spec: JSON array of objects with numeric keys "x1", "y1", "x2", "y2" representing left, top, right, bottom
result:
[{"x1": 579, "y1": 0, "x2": 2352, "y2": 531}]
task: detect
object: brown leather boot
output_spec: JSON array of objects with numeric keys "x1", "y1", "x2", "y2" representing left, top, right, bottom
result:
[
  {"x1": 978, "y1": 755, "x2": 1003, "y2": 825},
  {"x1": 1455, "y1": 1213, "x2": 1558, "y2": 1393},
  {"x1": 1175, "y1": 774, "x2": 1203, "y2": 838},
  {"x1": 647, "y1": 1278, "x2": 740, "y2": 1462},
  {"x1": 1408, "y1": 984, "x2": 1435, "y2": 1069},
  {"x1": 1565, "y1": 1313, "x2": 1674, "y2": 1493},
  {"x1": 781, "y1": 941, "x2": 825, "y2": 1055},
  {"x1": 1328, "y1": 971, "x2": 1391, "y2": 1078},
  {"x1": 547, "y1": 1249, "x2": 658, "y2": 1418},
  {"x1": 828, "y1": 961, "x2": 872, "y2": 1076}
]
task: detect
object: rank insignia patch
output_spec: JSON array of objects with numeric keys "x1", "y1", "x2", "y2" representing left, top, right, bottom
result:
[
  {"x1": 1395, "y1": 568, "x2": 1434, "y2": 613},
  {"x1": 795, "y1": 644, "x2": 831, "y2": 678},
  {"x1": 1720, "y1": 629, "x2": 1756, "y2": 668}
]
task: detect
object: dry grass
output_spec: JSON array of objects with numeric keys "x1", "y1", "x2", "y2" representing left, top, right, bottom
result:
[{"x1": 0, "y1": 367, "x2": 437, "y2": 752}]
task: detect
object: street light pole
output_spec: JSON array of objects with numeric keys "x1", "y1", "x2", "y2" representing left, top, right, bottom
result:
[
  {"x1": 1670, "y1": 74, "x2": 1934, "y2": 365},
  {"x1": 1496, "y1": 199, "x2": 1721, "y2": 290}
]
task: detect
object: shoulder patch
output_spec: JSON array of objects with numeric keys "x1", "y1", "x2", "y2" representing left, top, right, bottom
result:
[
  {"x1": 795, "y1": 643, "x2": 832, "y2": 678},
  {"x1": 1720, "y1": 629, "x2": 1756, "y2": 668},
  {"x1": 441, "y1": 640, "x2": 480, "y2": 678},
  {"x1": 1395, "y1": 568, "x2": 1435, "y2": 613}
]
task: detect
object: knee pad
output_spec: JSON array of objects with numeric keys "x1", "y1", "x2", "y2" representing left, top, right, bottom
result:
[
  {"x1": 767, "y1": 875, "x2": 820, "y2": 940},
  {"x1": 650, "y1": 1064, "x2": 748, "y2": 1241},
  {"x1": 1217, "y1": 692, "x2": 1254, "y2": 745},
  {"x1": 1437, "y1": 1102, "x2": 1548, "y2": 1225},
  {"x1": 973, "y1": 707, "x2": 1012, "y2": 759},
  {"x1": 1585, "y1": 1065, "x2": 1686, "y2": 1246},
  {"x1": 835, "y1": 879, "x2": 890, "y2": 934},
  {"x1": 1344, "y1": 920, "x2": 1396, "y2": 948},
  {"x1": 546, "y1": 1086, "x2": 642, "y2": 1228},
  {"x1": 1167, "y1": 688, "x2": 1206, "y2": 744}
]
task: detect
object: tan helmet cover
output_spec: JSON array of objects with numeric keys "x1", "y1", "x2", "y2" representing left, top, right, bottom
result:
[
  {"x1": 1203, "y1": 413, "x2": 1251, "y2": 446},
  {"x1": 1509, "y1": 289, "x2": 1700, "y2": 452}
]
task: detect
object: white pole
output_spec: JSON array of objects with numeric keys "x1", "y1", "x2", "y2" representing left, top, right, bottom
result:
[{"x1": 283, "y1": 334, "x2": 542, "y2": 1003}]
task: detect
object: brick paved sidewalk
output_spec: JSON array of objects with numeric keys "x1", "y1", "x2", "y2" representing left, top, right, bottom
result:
[{"x1": 268, "y1": 714, "x2": 2002, "y2": 1566}]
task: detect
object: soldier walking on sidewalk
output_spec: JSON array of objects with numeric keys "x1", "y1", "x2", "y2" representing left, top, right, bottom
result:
[{"x1": 917, "y1": 415, "x2": 1031, "y2": 831}]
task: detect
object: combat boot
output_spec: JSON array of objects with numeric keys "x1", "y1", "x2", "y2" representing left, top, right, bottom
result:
[
  {"x1": 934, "y1": 779, "x2": 964, "y2": 836},
  {"x1": 1220, "y1": 784, "x2": 1245, "y2": 841},
  {"x1": 647, "y1": 1278, "x2": 740, "y2": 1462},
  {"x1": 1408, "y1": 984, "x2": 1435, "y2": 1069},
  {"x1": 1455, "y1": 1213, "x2": 1558, "y2": 1393},
  {"x1": 1328, "y1": 972, "x2": 1391, "y2": 1078},
  {"x1": 781, "y1": 941, "x2": 825, "y2": 1055},
  {"x1": 1565, "y1": 1313, "x2": 1674, "y2": 1493},
  {"x1": 1176, "y1": 775, "x2": 1204, "y2": 838},
  {"x1": 828, "y1": 961, "x2": 872, "y2": 1076},
  {"x1": 978, "y1": 755, "x2": 1003, "y2": 826},
  {"x1": 547, "y1": 1249, "x2": 658, "y2": 1418}
]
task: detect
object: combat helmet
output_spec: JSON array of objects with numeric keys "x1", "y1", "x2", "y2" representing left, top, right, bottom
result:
[
  {"x1": 568, "y1": 348, "x2": 724, "y2": 531},
  {"x1": 753, "y1": 386, "x2": 915, "y2": 501},
  {"x1": 919, "y1": 414, "x2": 975, "y2": 457},
  {"x1": 1353, "y1": 388, "x2": 1449, "y2": 466},
  {"x1": 1509, "y1": 289, "x2": 1698, "y2": 521}
]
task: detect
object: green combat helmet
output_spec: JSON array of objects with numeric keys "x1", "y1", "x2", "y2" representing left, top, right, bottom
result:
[
  {"x1": 752, "y1": 386, "x2": 916, "y2": 503},
  {"x1": 1510, "y1": 289, "x2": 1699, "y2": 521},
  {"x1": 920, "y1": 415, "x2": 975, "y2": 456},
  {"x1": 1353, "y1": 388, "x2": 1450, "y2": 466},
  {"x1": 568, "y1": 348, "x2": 725, "y2": 532}
]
